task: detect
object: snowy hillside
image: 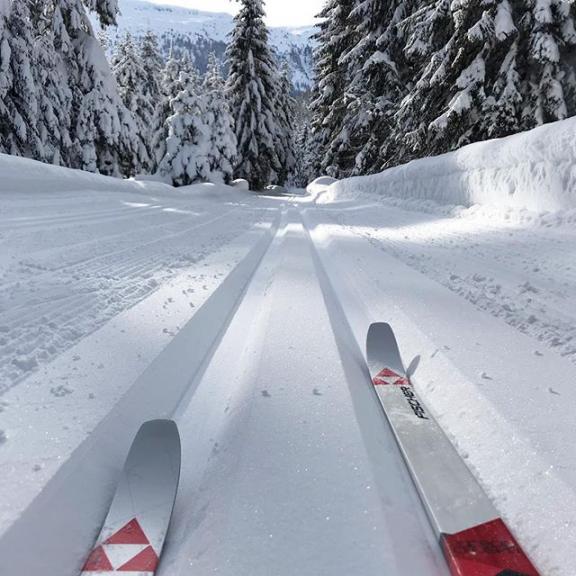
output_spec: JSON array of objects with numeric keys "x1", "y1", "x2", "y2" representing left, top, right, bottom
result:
[
  {"x1": 2, "y1": 117, "x2": 576, "y2": 575},
  {"x1": 96, "y1": 0, "x2": 315, "y2": 92}
]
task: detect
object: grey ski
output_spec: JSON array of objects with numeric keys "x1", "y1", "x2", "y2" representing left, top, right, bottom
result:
[{"x1": 80, "y1": 419, "x2": 181, "y2": 575}]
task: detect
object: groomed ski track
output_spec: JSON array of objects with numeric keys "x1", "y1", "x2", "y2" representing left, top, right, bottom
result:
[{"x1": 1, "y1": 185, "x2": 576, "y2": 574}]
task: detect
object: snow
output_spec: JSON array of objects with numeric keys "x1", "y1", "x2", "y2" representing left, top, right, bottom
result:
[
  {"x1": 1, "y1": 130, "x2": 576, "y2": 576},
  {"x1": 306, "y1": 176, "x2": 338, "y2": 194},
  {"x1": 231, "y1": 178, "x2": 250, "y2": 190},
  {"x1": 322, "y1": 116, "x2": 576, "y2": 213},
  {"x1": 495, "y1": 0, "x2": 516, "y2": 40}
]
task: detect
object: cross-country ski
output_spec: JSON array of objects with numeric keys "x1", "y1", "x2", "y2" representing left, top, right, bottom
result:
[
  {"x1": 366, "y1": 323, "x2": 539, "y2": 576},
  {"x1": 81, "y1": 420, "x2": 181, "y2": 574},
  {"x1": 2, "y1": 0, "x2": 576, "y2": 574}
]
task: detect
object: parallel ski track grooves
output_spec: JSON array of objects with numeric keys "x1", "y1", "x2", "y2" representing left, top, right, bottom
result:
[
  {"x1": 6, "y1": 206, "x2": 197, "y2": 261},
  {"x1": 0, "y1": 206, "x2": 241, "y2": 300},
  {"x1": 0, "y1": 203, "x2": 160, "y2": 232},
  {"x1": 298, "y1": 208, "x2": 448, "y2": 574},
  {"x1": 0, "y1": 210, "x2": 283, "y2": 576},
  {"x1": 0, "y1": 207, "x2": 271, "y2": 392},
  {"x1": 303, "y1": 206, "x2": 544, "y2": 575},
  {"x1": 0, "y1": 206, "x2": 243, "y2": 320}
]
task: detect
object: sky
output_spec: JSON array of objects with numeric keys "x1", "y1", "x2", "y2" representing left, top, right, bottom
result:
[{"x1": 147, "y1": 0, "x2": 324, "y2": 27}]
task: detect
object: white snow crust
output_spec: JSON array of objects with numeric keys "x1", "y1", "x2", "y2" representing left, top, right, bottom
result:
[
  {"x1": 231, "y1": 177, "x2": 250, "y2": 190},
  {"x1": 1, "y1": 131, "x2": 576, "y2": 576}
]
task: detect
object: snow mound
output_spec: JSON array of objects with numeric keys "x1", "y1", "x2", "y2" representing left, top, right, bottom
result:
[
  {"x1": 231, "y1": 178, "x2": 250, "y2": 191},
  {"x1": 0, "y1": 153, "x2": 174, "y2": 195},
  {"x1": 307, "y1": 176, "x2": 338, "y2": 195},
  {"x1": 323, "y1": 117, "x2": 576, "y2": 213}
]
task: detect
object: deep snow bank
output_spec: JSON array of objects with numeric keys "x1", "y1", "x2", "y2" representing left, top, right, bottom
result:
[
  {"x1": 0, "y1": 153, "x2": 174, "y2": 195},
  {"x1": 322, "y1": 117, "x2": 576, "y2": 213},
  {"x1": 0, "y1": 154, "x2": 253, "y2": 201}
]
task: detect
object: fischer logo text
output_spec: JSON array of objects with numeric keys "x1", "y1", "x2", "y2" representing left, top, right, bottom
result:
[{"x1": 400, "y1": 386, "x2": 429, "y2": 420}]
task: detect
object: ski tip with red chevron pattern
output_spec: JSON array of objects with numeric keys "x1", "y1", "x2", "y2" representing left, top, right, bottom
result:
[
  {"x1": 366, "y1": 323, "x2": 541, "y2": 576},
  {"x1": 81, "y1": 419, "x2": 181, "y2": 575},
  {"x1": 442, "y1": 518, "x2": 539, "y2": 576}
]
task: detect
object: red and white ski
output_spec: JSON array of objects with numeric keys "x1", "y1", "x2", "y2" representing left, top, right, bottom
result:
[
  {"x1": 367, "y1": 323, "x2": 539, "y2": 576},
  {"x1": 81, "y1": 419, "x2": 181, "y2": 575}
]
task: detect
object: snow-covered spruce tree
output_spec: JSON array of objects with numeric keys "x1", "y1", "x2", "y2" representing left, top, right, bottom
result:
[
  {"x1": 0, "y1": 0, "x2": 41, "y2": 158},
  {"x1": 158, "y1": 69, "x2": 211, "y2": 186},
  {"x1": 309, "y1": 0, "x2": 356, "y2": 178},
  {"x1": 293, "y1": 122, "x2": 316, "y2": 188},
  {"x1": 274, "y1": 62, "x2": 297, "y2": 186},
  {"x1": 390, "y1": 0, "x2": 576, "y2": 165},
  {"x1": 150, "y1": 54, "x2": 183, "y2": 169},
  {"x1": 112, "y1": 32, "x2": 151, "y2": 174},
  {"x1": 139, "y1": 30, "x2": 164, "y2": 171},
  {"x1": 521, "y1": 0, "x2": 576, "y2": 126},
  {"x1": 32, "y1": 16, "x2": 74, "y2": 166},
  {"x1": 226, "y1": 0, "x2": 281, "y2": 190},
  {"x1": 335, "y1": 0, "x2": 411, "y2": 175},
  {"x1": 49, "y1": 0, "x2": 137, "y2": 176},
  {"x1": 203, "y1": 53, "x2": 237, "y2": 183}
]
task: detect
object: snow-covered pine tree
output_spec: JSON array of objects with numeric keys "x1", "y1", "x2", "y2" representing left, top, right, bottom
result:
[
  {"x1": 0, "y1": 2, "x2": 11, "y2": 154},
  {"x1": 293, "y1": 122, "x2": 316, "y2": 188},
  {"x1": 49, "y1": 0, "x2": 137, "y2": 176},
  {"x1": 274, "y1": 62, "x2": 297, "y2": 186},
  {"x1": 310, "y1": 0, "x2": 356, "y2": 178},
  {"x1": 32, "y1": 12, "x2": 74, "y2": 166},
  {"x1": 226, "y1": 0, "x2": 281, "y2": 190},
  {"x1": 0, "y1": 0, "x2": 41, "y2": 159},
  {"x1": 521, "y1": 0, "x2": 576, "y2": 126},
  {"x1": 150, "y1": 54, "x2": 183, "y2": 169},
  {"x1": 85, "y1": 0, "x2": 118, "y2": 27},
  {"x1": 336, "y1": 0, "x2": 410, "y2": 175},
  {"x1": 112, "y1": 32, "x2": 151, "y2": 174},
  {"x1": 158, "y1": 68, "x2": 211, "y2": 186},
  {"x1": 391, "y1": 0, "x2": 576, "y2": 165},
  {"x1": 139, "y1": 30, "x2": 164, "y2": 171},
  {"x1": 478, "y1": 0, "x2": 523, "y2": 139},
  {"x1": 203, "y1": 53, "x2": 237, "y2": 183}
]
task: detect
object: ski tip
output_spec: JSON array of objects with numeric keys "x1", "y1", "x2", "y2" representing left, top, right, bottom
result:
[
  {"x1": 368, "y1": 322, "x2": 393, "y2": 337},
  {"x1": 366, "y1": 322, "x2": 405, "y2": 375},
  {"x1": 441, "y1": 518, "x2": 540, "y2": 576},
  {"x1": 367, "y1": 323, "x2": 394, "y2": 353},
  {"x1": 138, "y1": 418, "x2": 180, "y2": 439},
  {"x1": 132, "y1": 419, "x2": 182, "y2": 463}
]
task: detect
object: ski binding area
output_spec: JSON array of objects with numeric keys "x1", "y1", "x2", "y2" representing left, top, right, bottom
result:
[
  {"x1": 367, "y1": 323, "x2": 539, "y2": 576},
  {"x1": 1, "y1": 155, "x2": 576, "y2": 574},
  {"x1": 81, "y1": 420, "x2": 181, "y2": 574}
]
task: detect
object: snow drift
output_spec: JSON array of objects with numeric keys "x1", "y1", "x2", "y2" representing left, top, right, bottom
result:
[
  {"x1": 322, "y1": 117, "x2": 576, "y2": 213},
  {"x1": 0, "y1": 153, "x2": 172, "y2": 195},
  {"x1": 0, "y1": 153, "x2": 252, "y2": 201}
]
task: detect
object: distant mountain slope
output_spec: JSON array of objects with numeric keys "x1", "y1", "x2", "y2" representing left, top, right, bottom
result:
[{"x1": 96, "y1": 0, "x2": 316, "y2": 92}]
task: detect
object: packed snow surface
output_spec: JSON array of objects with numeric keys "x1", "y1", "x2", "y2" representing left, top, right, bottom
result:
[{"x1": 1, "y1": 133, "x2": 576, "y2": 575}]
